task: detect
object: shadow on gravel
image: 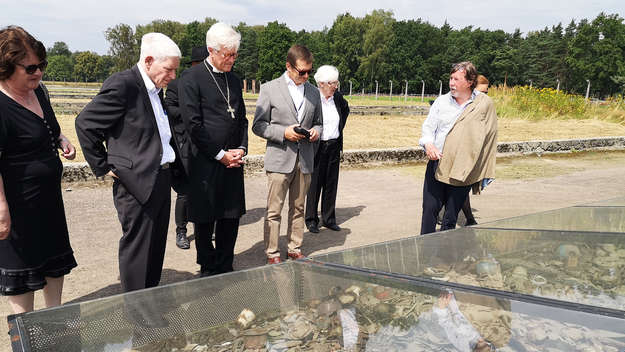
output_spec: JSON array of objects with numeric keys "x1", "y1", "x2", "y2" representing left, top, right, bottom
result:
[
  {"x1": 335, "y1": 205, "x2": 366, "y2": 225},
  {"x1": 65, "y1": 269, "x2": 197, "y2": 304},
  {"x1": 233, "y1": 205, "x2": 366, "y2": 271},
  {"x1": 240, "y1": 207, "x2": 265, "y2": 225}
]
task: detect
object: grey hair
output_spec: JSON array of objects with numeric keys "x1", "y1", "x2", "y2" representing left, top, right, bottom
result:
[
  {"x1": 138, "y1": 32, "x2": 181, "y2": 63},
  {"x1": 206, "y1": 22, "x2": 241, "y2": 51},
  {"x1": 314, "y1": 65, "x2": 339, "y2": 83}
]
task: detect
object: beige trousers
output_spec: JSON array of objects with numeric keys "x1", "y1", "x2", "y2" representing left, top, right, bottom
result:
[{"x1": 264, "y1": 162, "x2": 311, "y2": 258}]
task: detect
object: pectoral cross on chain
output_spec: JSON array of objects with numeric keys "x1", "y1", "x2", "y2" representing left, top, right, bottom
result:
[{"x1": 227, "y1": 106, "x2": 235, "y2": 119}]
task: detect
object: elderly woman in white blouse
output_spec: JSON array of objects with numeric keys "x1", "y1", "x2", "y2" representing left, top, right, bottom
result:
[{"x1": 305, "y1": 65, "x2": 350, "y2": 233}]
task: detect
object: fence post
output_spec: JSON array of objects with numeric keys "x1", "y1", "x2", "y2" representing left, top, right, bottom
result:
[
  {"x1": 375, "y1": 80, "x2": 379, "y2": 100},
  {"x1": 421, "y1": 80, "x2": 425, "y2": 102},
  {"x1": 349, "y1": 80, "x2": 352, "y2": 96},
  {"x1": 438, "y1": 80, "x2": 442, "y2": 97},
  {"x1": 404, "y1": 80, "x2": 408, "y2": 102},
  {"x1": 389, "y1": 80, "x2": 393, "y2": 100},
  {"x1": 585, "y1": 79, "x2": 591, "y2": 100}
]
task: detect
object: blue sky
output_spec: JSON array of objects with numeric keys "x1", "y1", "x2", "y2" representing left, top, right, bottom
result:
[{"x1": 1, "y1": 0, "x2": 623, "y2": 54}]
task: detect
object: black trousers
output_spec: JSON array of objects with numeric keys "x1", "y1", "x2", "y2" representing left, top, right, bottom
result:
[
  {"x1": 195, "y1": 218, "x2": 239, "y2": 276},
  {"x1": 113, "y1": 168, "x2": 171, "y2": 292},
  {"x1": 420, "y1": 160, "x2": 471, "y2": 235},
  {"x1": 305, "y1": 139, "x2": 341, "y2": 227},
  {"x1": 174, "y1": 191, "x2": 190, "y2": 235}
]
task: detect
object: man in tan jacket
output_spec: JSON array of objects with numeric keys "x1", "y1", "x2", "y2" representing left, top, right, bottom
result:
[{"x1": 419, "y1": 62, "x2": 497, "y2": 234}]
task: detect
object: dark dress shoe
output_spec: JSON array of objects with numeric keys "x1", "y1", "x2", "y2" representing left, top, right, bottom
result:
[
  {"x1": 267, "y1": 257, "x2": 282, "y2": 265},
  {"x1": 325, "y1": 223, "x2": 341, "y2": 231},
  {"x1": 176, "y1": 233, "x2": 190, "y2": 249},
  {"x1": 287, "y1": 251, "x2": 305, "y2": 260},
  {"x1": 465, "y1": 218, "x2": 478, "y2": 226},
  {"x1": 307, "y1": 223, "x2": 320, "y2": 233}
]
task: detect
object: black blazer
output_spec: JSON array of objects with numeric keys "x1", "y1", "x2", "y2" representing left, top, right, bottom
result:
[
  {"x1": 76, "y1": 65, "x2": 177, "y2": 204},
  {"x1": 333, "y1": 91, "x2": 350, "y2": 151}
]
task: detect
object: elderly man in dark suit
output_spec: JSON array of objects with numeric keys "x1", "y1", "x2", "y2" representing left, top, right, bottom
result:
[
  {"x1": 253, "y1": 45, "x2": 322, "y2": 264},
  {"x1": 164, "y1": 46, "x2": 209, "y2": 250},
  {"x1": 75, "y1": 33, "x2": 181, "y2": 292},
  {"x1": 179, "y1": 23, "x2": 247, "y2": 277},
  {"x1": 305, "y1": 65, "x2": 349, "y2": 233}
]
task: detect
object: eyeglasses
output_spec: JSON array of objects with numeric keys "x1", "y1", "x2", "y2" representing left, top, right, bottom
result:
[
  {"x1": 293, "y1": 66, "x2": 312, "y2": 77},
  {"x1": 322, "y1": 81, "x2": 339, "y2": 87},
  {"x1": 16, "y1": 60, "x2": 48, "y2": 74},
  {"x1": 216, "y1": 50, "x2": 238, "y2": 60}
]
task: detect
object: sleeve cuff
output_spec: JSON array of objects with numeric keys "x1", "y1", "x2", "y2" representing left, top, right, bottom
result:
[{"x1": 215, "y1": 149, "x2": 226, "y2": 161}]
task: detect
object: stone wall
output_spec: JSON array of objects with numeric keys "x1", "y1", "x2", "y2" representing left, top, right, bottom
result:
[{"x1": 62, "y1": 136, "x2": 625, "y2": 182}]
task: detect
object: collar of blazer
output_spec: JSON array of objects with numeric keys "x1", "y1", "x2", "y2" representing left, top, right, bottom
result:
[
  {"x1": 277, "y1": 77, "x2": 314, "y2": 125},
  {"x1": 131, "y1": 65, "x2": 161, "y2": 132}
]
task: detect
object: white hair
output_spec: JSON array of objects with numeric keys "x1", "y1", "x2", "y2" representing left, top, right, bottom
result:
[
  {"x1": 206, "y1": 22, "x2": 241, "y2": 51},
  {"x1": 314, "y1": 65, "x2": 339, "y2": 83},
  {"x1": 139, "y1": 32, "x2": 181, "y2": 63}
]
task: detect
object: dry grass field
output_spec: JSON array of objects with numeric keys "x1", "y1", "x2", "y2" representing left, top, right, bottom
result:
[
  {"x1": 57, "y1": 112, "x2": 625, "y2": 163},
  {"x1": 50, "y1": 83, "x2": 625, "y2": 162}
]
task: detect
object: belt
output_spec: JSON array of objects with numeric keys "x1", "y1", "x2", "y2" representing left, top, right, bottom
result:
[
  {"x1": 160, "y1": 163, "x2": 170, "y2": 170},
  {"x1": 320, "y1": 138, "x2": 339, "y2": 144}
]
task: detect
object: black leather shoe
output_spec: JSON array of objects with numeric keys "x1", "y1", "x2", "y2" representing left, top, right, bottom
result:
[
  {"x1": 176, "y1": 232, "x2": 190, "y2": 249},
  {"x1": 465, "y1": 218, "x2": 478, "y2": 226},
  {"x1": 307, "y1": 223, "x2": 320, "y2": 233},
  {"x1": 325, "y1": 223, "x2": 341, "y2": 231}
]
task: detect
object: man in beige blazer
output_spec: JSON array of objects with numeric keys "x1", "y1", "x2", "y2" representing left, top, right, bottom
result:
[
  {"x1": 252, "y1": 45, "x2": 322, "y2": 264},
  {"x1": 419, "y1": 61, "x2": 497, "y2": 235}
]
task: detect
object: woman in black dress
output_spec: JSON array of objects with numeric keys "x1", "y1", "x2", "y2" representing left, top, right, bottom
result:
[{"x1": 0, "y1": 26, "x2": 77, "y2": 313}]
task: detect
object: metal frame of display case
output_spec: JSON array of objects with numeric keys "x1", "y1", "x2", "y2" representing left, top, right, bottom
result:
[{"x1": 7, "y1": 200, "x2": 625, "y2": 351}]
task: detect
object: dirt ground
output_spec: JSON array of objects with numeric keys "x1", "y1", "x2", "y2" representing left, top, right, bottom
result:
[{"x1": 3, "y1": 151, "x2": 625, "y2": 351}]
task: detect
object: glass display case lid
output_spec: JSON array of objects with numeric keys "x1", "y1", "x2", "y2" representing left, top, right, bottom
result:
[
  {"x1": 474, "y1": 206, "x2": 625, "y2": 233},
  {"x1": 311, "y1": 227, "x2": 625, "y2": 315},
  {"x1": 577, "y1": 196, "x2": 625, "y2": 207},
  {"x1": 8, "y1": 261, "x2": 625, "y2": 352}
]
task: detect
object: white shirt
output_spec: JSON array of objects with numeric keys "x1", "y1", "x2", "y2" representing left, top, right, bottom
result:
[
  {"x1": 320, "y1": 92, "x2": 340, "y2": 140},
  {"x1": 284, "y1": 72, "x2": 306, "y2": 122},
  {"x1": 137, "y1": 64, "x2": 175, "y2": 165},
  {"x1": 419, "y1": 90, "x2": 480, "y2": 153}
]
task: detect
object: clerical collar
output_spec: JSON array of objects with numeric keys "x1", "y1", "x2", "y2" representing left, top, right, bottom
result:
[
  {"x1": 206, "y1": 58, "x2": 224, "y2": 73},
  {"x1": 137, "y1": 63, "x2": 161, "y2": 95}
]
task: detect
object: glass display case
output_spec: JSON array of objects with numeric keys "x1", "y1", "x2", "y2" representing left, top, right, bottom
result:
[
  {"x1": 8, "y1": 261, "x2": 625, "y2": 352},
  {"x1": 474, "y1": 206, "x2": 625, "y2": 233}
]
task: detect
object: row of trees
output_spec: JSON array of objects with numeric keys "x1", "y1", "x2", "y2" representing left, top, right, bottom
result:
[
  {"x1": 46, "y1": 11, "x2": 625, "y2": 97},
  {"x1": 44, "y1": 42, "x2": 115, "y2": 82}
]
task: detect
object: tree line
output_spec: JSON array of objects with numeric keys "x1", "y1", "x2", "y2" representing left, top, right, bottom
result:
[{"x1": 45, "y1": 10, "x2": 625, "y2": 97}]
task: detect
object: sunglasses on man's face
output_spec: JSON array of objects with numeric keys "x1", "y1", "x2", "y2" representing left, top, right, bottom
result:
[
  {"x1": 293, "y1": 65, "x2": 312, "y2": 77},
  {"x1": 17, "y1": 60, "x2": 48, "y2": 74}
]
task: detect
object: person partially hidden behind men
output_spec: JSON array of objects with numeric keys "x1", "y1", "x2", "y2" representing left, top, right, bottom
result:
[
  {"x1": 164, "y1": 46, "x2": 209, "y2": 250},
  {"x1": 76, "y1": 33, "x2": 181, "y2": 291},
  {"x1": 253, "y1": 45, "x2": 322, "y2": 264},
  {"x1": 419, "y1": 62, "x2": 497, "y2": 235},
  {"x1": 305, "y1": 65, "x2": 349, "y2": 233}
]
